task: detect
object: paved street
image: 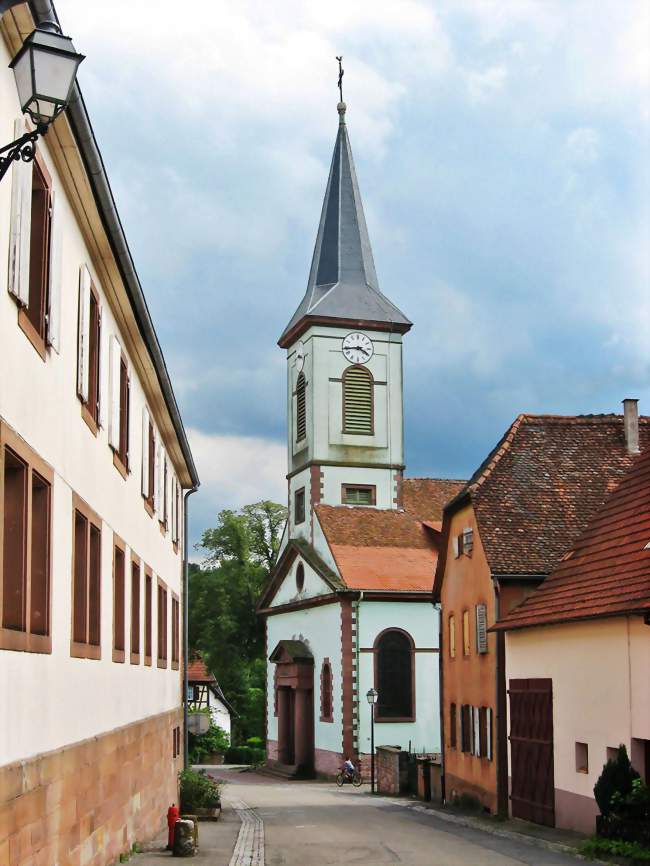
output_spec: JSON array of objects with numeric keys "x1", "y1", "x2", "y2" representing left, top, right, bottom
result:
[{"x1": 215, "y1": 769, "x2": 584, "y2": 866}]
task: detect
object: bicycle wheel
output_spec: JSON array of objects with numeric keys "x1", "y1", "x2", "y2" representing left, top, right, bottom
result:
[
  {"x1": 336, "y1": 772, "x2": 345, "y2": 787},
  {"x1": 352, "y1": 772, "x2": 363, "y2": 787}
]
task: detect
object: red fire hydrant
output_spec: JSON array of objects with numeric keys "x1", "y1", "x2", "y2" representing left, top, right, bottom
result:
[{"x1": 167, "y1": 803, "x2": 180, "y2": 850}]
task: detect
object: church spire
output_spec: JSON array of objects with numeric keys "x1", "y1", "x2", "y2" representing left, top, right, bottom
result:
[{"x1": 278, "y1": 91, "x2": 411, "y2": 348}]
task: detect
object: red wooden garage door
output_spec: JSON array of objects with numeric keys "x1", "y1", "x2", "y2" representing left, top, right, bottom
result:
[{"x1": 508, "y1": 678, "x2": 555, "y2": 827}]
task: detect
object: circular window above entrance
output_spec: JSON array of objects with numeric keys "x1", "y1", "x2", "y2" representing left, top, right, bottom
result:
[{"x1": 296, "y1": 562, "x2": 305, "y2": 592}]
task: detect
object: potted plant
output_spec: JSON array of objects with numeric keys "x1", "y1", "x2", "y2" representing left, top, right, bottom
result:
[
  {"x1": 179, "y1": 768, "x2": 223, "y2": 820},
  {"x1": 188, "y1": 719, "x2": 230, "y2": 766}
]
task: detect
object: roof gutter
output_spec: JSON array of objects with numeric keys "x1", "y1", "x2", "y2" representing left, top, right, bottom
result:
[{"x1": 28, "y1": 0, "x2": 199, "y2": 489}]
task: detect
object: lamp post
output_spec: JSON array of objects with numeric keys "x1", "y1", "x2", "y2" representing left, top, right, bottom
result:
[
  {"x1": 0, "y1": 21, "x2": 84, "y2": 183},
  {"x1": 366, "y1": 687, "x2": 378, "y2": 793}
]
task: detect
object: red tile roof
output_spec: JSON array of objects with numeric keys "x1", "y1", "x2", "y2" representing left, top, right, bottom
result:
[
  {"x1": 315, "y1": 478, "x2": 464, "y2": 592},
  {"x1": 494, "y1": 444, "x2": 650, "y2": 630},
  {"x1": 187, "y1": 655, "x2": 215, "y2": 683},
  {"x1": 450, "y1": 414, "x2": 650, "y2": 576},
  {"x1": 402, "y1": 478, "x2": 465, "y2": 522}
]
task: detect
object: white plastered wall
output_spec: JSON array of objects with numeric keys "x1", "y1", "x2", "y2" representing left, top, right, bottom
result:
[
  {"x1": 288, "y1": 466, "x2": 311, "y2": 542},
  {"x1": 0, "y1": 40, "x2": 184, "y2": 767},
  {"x1": 266, "y1": 603, "x2": 343, "y2": 754},
  {"x1": 210, "y1": 697, "x2": 232, "y2": 738},
  {"x1": 356, "y1": 601, "x2": 441, "y2": 755},
  {"x1": 505, "y1": 616, "x2": 650, "y2": 804},
  {"x1": 270, "y1": 557, "x2": 333, "y2": 607}
]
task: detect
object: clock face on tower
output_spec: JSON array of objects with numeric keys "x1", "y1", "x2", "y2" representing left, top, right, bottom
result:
[{"x1": 342, "y1": 332, "x2": 373, "y2": 365}]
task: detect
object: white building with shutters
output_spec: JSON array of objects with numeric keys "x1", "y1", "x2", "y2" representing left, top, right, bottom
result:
[
  {"x1": 258, "y1": 100, "x2": 464, "y2": 779},
  {"x1": 0, "y1": 3, "x2": 199, "y2": 865}
]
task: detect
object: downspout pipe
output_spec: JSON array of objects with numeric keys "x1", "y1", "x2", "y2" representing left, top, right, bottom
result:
[{"x1": 183, "y1": 487, "x2": 198, "y2": 769}]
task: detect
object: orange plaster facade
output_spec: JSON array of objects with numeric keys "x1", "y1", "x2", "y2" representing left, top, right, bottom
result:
[{"x1": 440, "y1": 502, "x2": 498, "y2": 813}]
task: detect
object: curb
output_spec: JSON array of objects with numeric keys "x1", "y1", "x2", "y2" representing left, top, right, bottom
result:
[{"x1": 379, "y1": 798, "x2": 610, "y2": 865}]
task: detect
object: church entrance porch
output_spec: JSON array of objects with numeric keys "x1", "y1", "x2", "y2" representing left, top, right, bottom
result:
[{"x1": 269, "y1": 640, "x2": 315, "y2": 778}]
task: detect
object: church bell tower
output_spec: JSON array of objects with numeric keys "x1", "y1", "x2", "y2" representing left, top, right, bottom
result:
[{"x1": 278, "y1": 100, "x2": 412, "y2": 543}]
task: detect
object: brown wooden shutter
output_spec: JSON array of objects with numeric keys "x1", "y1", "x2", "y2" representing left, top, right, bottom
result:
[
  {"x1": 145, "y1": 570, "x2": 152, "y2": 662},
  {"x1": 131, "y1": 559, "x2": 140, "y2": 658},
  {"x1": 450, "y1": 703, "x2": 457, "y2": 749},
  {"x1": 343, "y1": 366, "x2": 373, "y2": 434},
  {"x1": 2, "y1": 448, "x2": 28, "y2": 631},
  {"x1": 296, "y1": 372, "x2": 306, "y2": 442},
  {"x1": 113, "y1": 544, "x2": 125, "y2": 655}
]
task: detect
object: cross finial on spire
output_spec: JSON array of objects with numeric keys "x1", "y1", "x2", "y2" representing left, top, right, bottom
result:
[{"x1": 336, "y1": 56, "x2": 344, "y2": 102}]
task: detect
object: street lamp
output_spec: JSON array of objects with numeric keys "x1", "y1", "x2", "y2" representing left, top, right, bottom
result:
[
  {"x1": 366, "y1": 687, "x2": 378, "y2": 793},
  {"x1": 0, "y1": 22, "x2": 84, "y2": 183}
]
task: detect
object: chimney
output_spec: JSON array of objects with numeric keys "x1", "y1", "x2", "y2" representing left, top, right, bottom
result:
[{"x1": 622, "y1": 399, "x2": 640, "y2": 454}]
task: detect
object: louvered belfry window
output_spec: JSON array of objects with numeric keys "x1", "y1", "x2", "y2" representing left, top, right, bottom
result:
[
  {"x1": 343, "y1": 366, "x2": 373, "y2": 435},
  {"x1": 296, "y1": 372, "x2": 306, "y2": 443}
]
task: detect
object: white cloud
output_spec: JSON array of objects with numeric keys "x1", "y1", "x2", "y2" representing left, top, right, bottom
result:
[
  {"x1": 565, "y1": 127, "x2": 600, "y2": 164},
  {"x1": 187, "y1": 428, "x2": 287, "y2": 516},
  {"x1": 466, "y1": 64, "x2": 508, "y2": 104}
]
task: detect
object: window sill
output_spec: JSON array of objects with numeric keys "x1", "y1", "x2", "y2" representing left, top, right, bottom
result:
[
  {"x1": 0, "y1": 628, "x2": 51, "y2": 653},
  {"x1": 80, "y1": 401, "x2": 99, "y2": 436},
  {"x1": 112, "y1": 648, "x2": 125, "y2": 663},
  {"x1": 112, "y1": 450, "x2": 128, "y2": 480},
  {"x1": 157, "y1": 657, "x2": 168, "y2": 669},
  {"x1": 18, "y1": 309, "x2": 47, "y2": 361},
  {"x1": 143, "y1": 497, "x2": 154, "y2": 518},
  {"x1": 130, "y1": 652, "x2": 140, "y2": 665},
  {"x1": 172, "y1": 659, "x2": 179, "y2": 671},
  {"x1": 70, "y1": 640, "x2": 101, "y2": 660},
  {"x1": 144, "y1": 654, "x2": 152, "y2": 667},
  {"x1": 320, "y1": 716, "x2": 334, "y2": 724}
]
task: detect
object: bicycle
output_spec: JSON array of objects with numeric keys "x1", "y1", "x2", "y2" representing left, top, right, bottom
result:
[{"x1": 336, "y1": 767, "x2": 363, "y2": 787}]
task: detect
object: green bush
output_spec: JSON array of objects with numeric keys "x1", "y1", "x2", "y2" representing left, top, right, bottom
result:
[
  {"x1": 580, "y1": 836, "x2": 650, "y2": 862},
  {"x1": 246, "y1": 736, "x2": 263, "y2": 747},
  {"x1": 179, "y1": 768, "x2": 222, "y2": 812},
  {"x1": 594, "y1": 745, "x2": 640, "y2": 817},
  {"x1": 225, "y1": 745, "x2": 266, "y2": 765},
  {"x1": 188, "y1": 722, "x2": 230, "y2": 765}
]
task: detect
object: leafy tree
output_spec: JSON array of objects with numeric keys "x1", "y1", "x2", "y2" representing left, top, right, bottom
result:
[{"x1": 189, "y1": 501, "x2": 286, "y2": 743}]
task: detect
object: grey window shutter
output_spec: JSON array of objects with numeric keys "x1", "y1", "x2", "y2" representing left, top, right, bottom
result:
[
  {"x1": 77, "y1": 265, "x2": 91, "y2": 401},
  {"x1": 476, "y1": 604, "x2": 488, "y2": 654},
  {"x1": 97, "y1": 310, "x2": 106, "y2": 428},
  {"x1": 46, "y1": 189, "x2": 62, "y2": 352},
  {"x1": 8, "y1": 118, "x2": 31, "y2": 306},
  {"x1": 473, "y1": 707, "x2": 481, "y2": 757}
]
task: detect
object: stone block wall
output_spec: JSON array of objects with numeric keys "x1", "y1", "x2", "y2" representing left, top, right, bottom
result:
[
  {"x1": 376, "y1": 746, "x2": 401, "y2": 795},
  {"x1": 0, "y1": 708, "x2": 182, "y2": 866}
]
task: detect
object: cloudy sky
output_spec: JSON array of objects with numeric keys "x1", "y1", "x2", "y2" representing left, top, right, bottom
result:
[{"x1": 56, "y1": 0, "x2": 649, "y2": 553}]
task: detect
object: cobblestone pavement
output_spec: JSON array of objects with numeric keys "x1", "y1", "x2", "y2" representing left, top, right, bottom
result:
[
  {"x1": 228, "y1": 797, "x2": 265, "y2": 866},
  {"x1": 218, "y1": 769, "x2": 590, "y2": 866}
]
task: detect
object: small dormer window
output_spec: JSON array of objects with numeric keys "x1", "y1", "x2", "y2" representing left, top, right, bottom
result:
[
  {"x1": 453, "y1": 527, "x2": 474, "y2": 558},
  {"x1": 294, "y1": 488, "x2": 305, "y2": 525},
  {"x1": 342, "y1": 484, "x2": 375, "y2": 506}
]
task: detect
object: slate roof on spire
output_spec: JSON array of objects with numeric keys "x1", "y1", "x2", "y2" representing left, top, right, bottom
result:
[{"x1": 278, "y1": 103, "x2": 411, "y2": 347}]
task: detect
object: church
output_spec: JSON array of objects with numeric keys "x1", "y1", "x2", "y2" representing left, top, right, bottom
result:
[{"x1": 258, "y1": 98, "x2": 463, "y2": 778}]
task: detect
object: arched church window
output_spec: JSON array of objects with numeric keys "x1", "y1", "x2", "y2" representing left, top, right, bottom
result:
[
  {"x1": 296, "y1": 372, "x2": 306, "y2": 442},
  {"x1": 296, "y1": 562, "x2": 305, "y2": 592},
  {"x1": 342, "y1": 366, "x2": 373, "y2": 435},
  {"x1": 375, "y1": 629, "x2": 414, "y2": 720},
  {"x1": 320, "y1": 658, "x2": 333, "y2": 722}
]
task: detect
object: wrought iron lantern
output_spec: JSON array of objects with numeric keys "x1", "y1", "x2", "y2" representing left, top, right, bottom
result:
[
  {"x1": 366, "y1": 688, "x2": 378, "y2": 705},
  {"x1": 0, "y1": 23, "x2": 84, "y2": 183},
  {"x1": 367, "y1": 688, "x2": 378, "y2": 792}
]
